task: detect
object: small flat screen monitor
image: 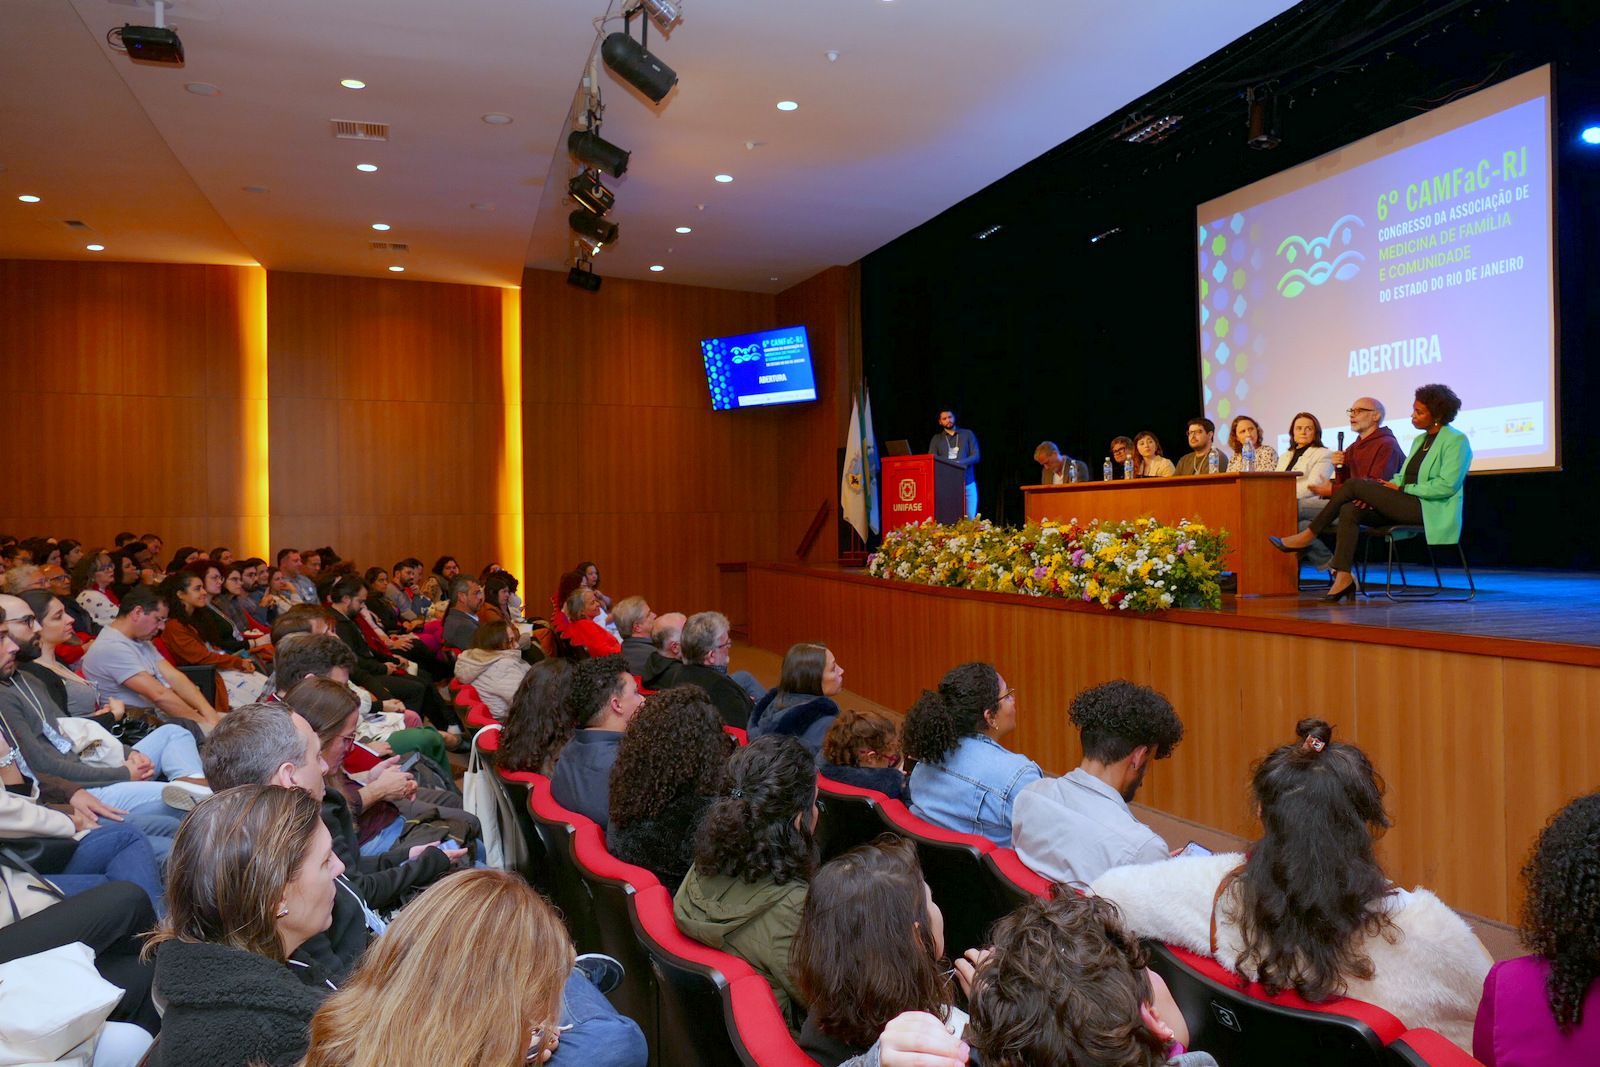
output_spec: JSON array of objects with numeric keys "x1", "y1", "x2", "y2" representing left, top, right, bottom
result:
[{"x1": 701, "y1": 325, "x2": 817, "y2": 411}]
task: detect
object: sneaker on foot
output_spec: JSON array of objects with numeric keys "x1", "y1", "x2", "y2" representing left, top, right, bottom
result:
[
  {"x1": 574, "y1": 952, "x2": 624, "y2": 994},
  {"x1": 161, "y1": 780, "x2": 212, "y2": 812}
]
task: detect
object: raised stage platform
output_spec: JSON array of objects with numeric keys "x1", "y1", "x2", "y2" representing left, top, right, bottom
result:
[{"x1": 743, "y1": 562, "x2": 1600, "y2": 925}]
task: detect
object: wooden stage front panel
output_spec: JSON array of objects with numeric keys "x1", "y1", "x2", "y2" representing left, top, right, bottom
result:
[{"x1": 747, "y1": 562, "x2": 1600, "y2": 925}]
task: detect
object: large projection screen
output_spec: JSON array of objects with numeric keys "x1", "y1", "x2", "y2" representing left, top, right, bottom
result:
[{"x1": 1196, "y1": 66, "x2": 1556, "y2": 473}]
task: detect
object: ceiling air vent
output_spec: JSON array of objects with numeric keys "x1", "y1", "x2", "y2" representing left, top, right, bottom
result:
[
  {"x1": 331, "y1": 120, "x2": 390, "y2": 141},
  {"x1": 368, "y1": 241, "x2": 409, "y2": 253},
  {"x1": 63, "y1": 219, "x2": 91, "y2": 231}
]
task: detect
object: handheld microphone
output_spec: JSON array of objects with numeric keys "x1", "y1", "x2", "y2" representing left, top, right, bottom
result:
[{"x1": 1336, "y1": 431, "x2": 1346, "y2": 467}]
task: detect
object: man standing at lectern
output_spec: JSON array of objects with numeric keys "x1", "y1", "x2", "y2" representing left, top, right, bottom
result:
[{"x1": 930, "y1": 409, "x2": 980, "y2": 518}]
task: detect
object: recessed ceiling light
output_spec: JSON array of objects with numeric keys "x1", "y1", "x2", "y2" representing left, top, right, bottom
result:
[
  {"x1": 356, "y1": 163, "x2": 379, "y2": 173},
  {"x1": 649, "y1": 265, "x2": 665, "y2": 272},
  {"x1": 371, "y1": 222, "x2": 391, "y2": 231},
  {"x1": 776, "y1": 100, "x2": 798, "y2": 111},
  {"x1": 85, "y1": 244, "x2": 105, "y2": 252},
  {"x1": 387, "y1": 265, "x2": 405, "y2": 273},
  {"x1": 770, "y1": 276, "x2": 779, "y2": 282},
  {"x1": 17, "y1": 194, "x2": 40, "y2": 203},
  {"x1": 714, "y1": 173, "x2": 734, "y2": 183},
  {"x1": 242, "y1": 185, "x2": 269, "y2": 194},
  {"x1": 184, "y1": 82, "x2": 221, "y2": 96},
  {"x1": 470, "y1": 202, "x2": 495, "y2": 212},
  {"x1": 341, "y1": 79, "x2": 366, "y2": 90},
  {"x1": 675, "y1": 226, "x2": 692, "y2": 234},
  {"x1": 481, "y1": 113, "x2": 514, "y2": 125}
]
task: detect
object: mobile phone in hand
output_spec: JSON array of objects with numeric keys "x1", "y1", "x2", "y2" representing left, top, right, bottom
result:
[{"x1": 398, "y1": 752, "x2": 421, "y2": 772}]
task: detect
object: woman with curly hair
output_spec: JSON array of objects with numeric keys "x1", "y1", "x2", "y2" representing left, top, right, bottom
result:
[
  {"x1": 818, "y1": 708, "x2": 908, "y2": 799},
  {"x1": 608, "y1": 685, "x2": 731, "y2": 890},
  {"x1": 792, "y1": 836, "x2": 961, "y2": 1065},
  {"x1": 1092, "y1": 718, "x2": 1491, "y2": 1050},
  {"x1": 902, "y1": 662, "x2": 1040, "y2": 846},
  {"x1": 496, "y1": 659, "x2": 576, "y2": 776},
  {"x1": 966, "y1": 889, "x2": 1206, "y2": 1067},
  {"x1": 1271, "y1": 382, "x2": 1471, "y2": 601},
  {"x1": 674, "y1": 734, "x2": 818, "y2": 1030},
  {"x1": 1474, "y1": 792, "x2": 1600, "y2": 1064}
]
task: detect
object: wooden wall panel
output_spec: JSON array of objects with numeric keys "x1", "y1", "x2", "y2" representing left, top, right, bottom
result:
[
  {"x1": 518, "y1": 267, "x2": 854, "y2": 616},
  {"x1": 747, "y1": 563, "x2": 1592, "y2": 924},
  {"x1": 0, "y1": 259, "x2": 260, "y2": 554},
  {"x1": 267, "y1": 271, "x2": 508, "y2": 573}
]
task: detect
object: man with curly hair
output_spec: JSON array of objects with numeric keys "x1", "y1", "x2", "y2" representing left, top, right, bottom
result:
[
  {"x1": 1011, "y1": 680, "x2": 1183, "y2": 885},
  {"x1": 549, "y1": 654, "x2": 643, "y2": 829}
]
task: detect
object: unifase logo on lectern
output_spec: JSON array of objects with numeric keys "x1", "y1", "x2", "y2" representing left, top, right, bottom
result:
[{"x1": 894, "y1": 477, "x2": 923, "y2": 512}]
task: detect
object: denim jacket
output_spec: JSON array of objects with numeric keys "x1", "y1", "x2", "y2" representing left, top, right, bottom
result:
[{"x1": 908, "y1": 734, "x2": 1042, "y2": 847}]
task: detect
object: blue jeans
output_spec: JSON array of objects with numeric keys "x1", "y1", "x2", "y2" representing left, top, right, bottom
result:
[
  {"x1": 47, "y1": 825, "x2": 165, "y2": 915},
  {"x1": 729, "y1": 670, "x2": 767, "y2": 704},
  {"x1": 358, "y1": 814, "x2": 408, "y2": 857},
  {"x1": 131, "y1": 723, "x2": 205, "y2": 779},
  {"x1": 551, "y1": 968, "x2": 648, "y2": 1067}
]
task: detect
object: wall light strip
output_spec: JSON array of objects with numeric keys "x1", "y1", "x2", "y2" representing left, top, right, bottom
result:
[
  {"x1": 497, "y1": 287, "x2": 526, "y2": 578},
  {"x1": 239, "y1": 265, "x2": 271, "y2": 556}
]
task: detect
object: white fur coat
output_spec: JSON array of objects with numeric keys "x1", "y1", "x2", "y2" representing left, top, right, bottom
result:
[{"x1": 1090, "y1": 853, "x2": 1492, "y2": 1051}]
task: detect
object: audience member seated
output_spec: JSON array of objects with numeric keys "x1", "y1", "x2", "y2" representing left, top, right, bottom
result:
[
  {"x1": 818, "y1": 708, "x2": 909, "y2": 799},
  {"x1": 73, "y1": 547, "x2": 120, "y2": 628},
  {"x1": 276, "y1": 547, "x2": 318, "y2": 605},
  {"x1": 1091, "y1": 718, "x2": 1491, "y2": 1050},
  {"x1": 559, "y1": 585, "x2": 624, "y2": 658},
  {"x1": 1, "y1": 563, "x2": 44, "y2": 594},
  {"x1": 1012, "y1": 680, "x2": 1184, "y2": 885},
  {"x1": 454, "y1": 620, "x2": 531, "y2": 720},
  {"x1": 20, "y1": 587, "x2": 107, "y2": 718},
  {"x1": 144, "y1": 785, "x2": 342, "y2": 1067},
  {"x1": 497, "y1": 660, "x2": 577, "y2": 776},
  {"x1": 793, "y1": 837, "x2": 963, "y2": 1066},
  {"x1": 82, "y1": 584, "x2": 223, "y2": 734},
  {"x1": 675, "y1": 734, "x2": 817, "y2": 1030},
  {"x1": 325, "y1": 575, "x2": 458, "y2": 740},
  {"x1": 1173, "y1": 417, "x2": 1229, "y2": 476},
  {"x1": 1272, "y1": 383, "x2": 1471, "y2": 601},
  {"x1": 576, "y1": 558, "x2": 616, "y2": 618},
  {"x1": 1135, "y1": 431, "x2": 1177, "y2": 478},
  {"x1": 166, "y1": 546, "x2": 203, "y2": 574},
  {"x1": 549, "y1": 654, "x2": 643, "y2": 828},
  {"x1": 749, "y1": 641, "x2": 845, "y2": 753},
  {"x1": 965, "y1": 889, "x2": 1210, "y2": 1067},
  {"x1": 902, "y1": 662, "x2": 1040, "y2": 847},
  {"x1": 159, "y1": 571, "x2": 269, "y2": 707},
  {"x1": 640, "y1": 610, "x2": 687, "y2": 689},
  {"x1": 288, "y1": 677, "x2": 474, "y2": 860},
  {"x1": 432, "y1": 554, "x2": 462, "y2": 589},
  {"x1": 43, "y1": 563, "x2": 98, "y2": 647},
  {"x1": 836, "y1": 1012, "x2": 971, "y2": 1067},
  {"x1": 186, "y1": 559, "x2": 263, "y2": 659},
  {"x1": 1034, "y1": 440, "x2": 1090, "y2": 485},
  {"x1": 608, "y1": 685, "x2": 731, "y2": 891},
  {"x1": 216, "y1": 562, "x2": 272, "y2": 636},
  {"x1": 440, "y1": 575, "x2": 485, "y2": 651},
  {"x1": 384, "y1": 557, "x2": 430, "y2": 624},
  {"x1": 1225, "y1": 413, "x2": 1278, "y2": 472},
  {"x1": 477, "y1": 570, "x2": 515, "y2": 626},
  {"x1": 304, "y1": 868, "x2": 648, "y2": 1067},
  {"x1": 1474, "y1": 791, "x2": 1600, "y2": 1066},
  {"x1": 1277, "y1": 411, "x2": 1338, "y2": 571},
  {"x1": 657, "y1": 610, "x2": 756, "y2": 728},
  {"x1": 613, "y1": 594, "x2": 658, "y2": 676}
]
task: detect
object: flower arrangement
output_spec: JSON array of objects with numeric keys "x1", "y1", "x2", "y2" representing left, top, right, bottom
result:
[{"x1": 865, "y1": 516, "x2": 1229, "y2": 612}]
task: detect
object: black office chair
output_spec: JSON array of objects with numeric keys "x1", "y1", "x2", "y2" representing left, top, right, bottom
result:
[{"x1": 1357, "y1": 525, "x2": 1476, "y2": 601}]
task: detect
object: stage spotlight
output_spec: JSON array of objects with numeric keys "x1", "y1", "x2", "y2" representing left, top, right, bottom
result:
[
  {"x1": 570, "y1": 209, "x2": 619, "y2": 247},
  {"x1": 1581, "y1": 126, "x2": 1600, "y2": 146},
  {"x1": 567, "y1": 259, "x2": 602, "y2": 292},
  {"x1": 567, "y1": 129, "x2": 630, "y2": 177},
  {"x1": 568, "y1": 171, "x2": 615, "y2": 216},
  {"x1": 602, "y1": 31, "x2": 678, "y2": 103},
  {"x1": 1246, "y1": 88, "x2": 1280, "y2": 150}
]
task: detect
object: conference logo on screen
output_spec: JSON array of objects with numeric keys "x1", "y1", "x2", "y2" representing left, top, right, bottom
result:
[{"x1": 1275, "y1": 213, "x2": 1366, "y2": 298}]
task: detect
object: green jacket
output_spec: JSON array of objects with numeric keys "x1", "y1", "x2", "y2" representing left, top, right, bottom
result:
[
  {"x1": 673, "y1": 866, "x2": 809, "y2": 1029},
  {"x1": 1401, "y1": 423, "x2": 1471, "y2": 545}
]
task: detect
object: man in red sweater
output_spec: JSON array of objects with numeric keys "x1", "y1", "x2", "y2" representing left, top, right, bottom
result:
[{"x1": 1313, "y1": 396, "x2": 1405, "y2": 500}]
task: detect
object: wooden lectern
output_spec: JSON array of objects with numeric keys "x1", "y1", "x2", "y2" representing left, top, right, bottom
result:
[{"x1": 881, "y1": 455, "x2": 966, "y2": 534}]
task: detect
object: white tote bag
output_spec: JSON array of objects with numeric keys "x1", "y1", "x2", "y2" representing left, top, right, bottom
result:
[
  {"x1": 0, "y1": 941, "x2": 122, "y2": 1066},
  {"x1": 54, "y1": 716, "x2": 125, "y2": 770},
  {"x1": 462, "y1": 725, "x2": 507, "y2": 870}
]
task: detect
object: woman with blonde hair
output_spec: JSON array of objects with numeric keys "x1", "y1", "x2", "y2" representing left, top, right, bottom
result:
[
  {"x1": 144, "y1": 784, "x2": 344, "y2": 1066},
  {"x1": 303, "y1": 869, "x2": 648, "y2": 1067}
]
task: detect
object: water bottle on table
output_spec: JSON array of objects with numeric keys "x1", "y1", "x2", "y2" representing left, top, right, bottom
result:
[
  {"x1": 1241, "y1": 440, "x2": 1255, "y2": 472},
  {"x1": 1207, "y1": 450, "x2": 1220, "y2": 474},
  {"x1": 1123, "y1": 457, "x2": 1134, "y2": 480},
  {"x1": 1103, "y1": 457, "x2": 1114, "y2": 481}
]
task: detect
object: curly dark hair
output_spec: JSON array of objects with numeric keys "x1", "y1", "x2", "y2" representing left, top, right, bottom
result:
[
  {"x1": 693, "y1": 735, "x2": 816, "y2": 886},
  {"x1": 793, "y1": 836, "x2": 950, "y2": 1049},
  {"x1": 609, "y1": 686, "x2": 730, "y2": 826},
  {"x1": 1069, "y1": 681, "x2": 1183, "y2": 764},
  {"x1": 497, "y1": 660, "x2": 577, "y2": 775},
  {"x1": 1226, "y1": 718, "x2": 1396, "y2": 1001},
  {"x1": 901, "y1": 662, "x2": 1001, "y2": 765},
  {"x1": 1520, "y1": 791, "x2": 1600, "y2": 1030},
  {"x1": 820, "y1": 708, "x2": 900, "y2": 767},
  {"x1": 1414, "y1": 382, "x2": 1462, "y2": 425},
  {"x1": 968, "y1": 888, "x2": 1167, "y2": 1067},
  {"x1": 566, "y1": 654, "x2": 629, "y2": 727}
]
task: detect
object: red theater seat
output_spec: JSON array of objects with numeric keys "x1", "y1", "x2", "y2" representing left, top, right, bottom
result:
[
  {"x1": 569, "y1": 825, "x2": 661, "y2": 1056},
  {"x1": 875, "y1": 799, "x2": 1004, "y2": 958},
  {"x1": 525, "y1": 779, "x2": 601, "y2": 952},
  {"x1": 1386, "y1": 1029, "x2": 1485, "y2": 1066},
  {"x1": 724, "y1": 725, "x2": 748, "y2": 745},
  {"x1": 487, "y1": 762, "x2": 555, "y2": 898},
  {"x1": 1144, "y1": 940, "x2": 1405, "y2": 1067},
  {"x1": 984, "y1": 846, "x2": 1053, "y2": 902},
  {"x1": 727, "y1": 974, "x2": 816, "y2": 1067},
  {"x1": 815, "y1": 775, "x2": 895, "y2": 861},
  {"x1": 448, "y1": 677, "x2": 463, "y2": 693},
  {"x1": 631, "y1": 884, "x2": 753, "y2": 1067}
]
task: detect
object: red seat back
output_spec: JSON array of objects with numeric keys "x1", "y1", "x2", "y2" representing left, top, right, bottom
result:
[
  {"x1": 985, "y1": 846, "x2": 1053, "y2": 901},
  {"x1": 569, "y1": 824, "x2": 660, "y2": 1052},
  {"x1": 727, "y1": 974, "x2": 816, "y2": 1067},
  {"x1": 875, "y1": 799, "x2": 1004, "y2": 957},
  {"x1": 525, "y1": 780, "x2": 602, "y2": 952},
  {"x1": 1386, "y1": 1028, "x2": 1485, "y2": 1066},
  {"x1": 815, "y1": 775, "x2": 895, "y2": 862},
  {"x1": 631, "y1": 884, "x2": 752, "y2": 1067}
]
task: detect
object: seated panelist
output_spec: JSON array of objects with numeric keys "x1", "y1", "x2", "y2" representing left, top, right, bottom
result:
[
  {"x1": 1134, "y1": 431, "x2": 1175, "y2": 478},
  {"x1": 1033, "y1": 441, "x2": 1089, "y2": 485}
]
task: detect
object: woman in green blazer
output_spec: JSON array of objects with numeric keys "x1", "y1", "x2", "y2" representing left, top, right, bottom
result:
[{"x1": 1270, "y1": 384, "x2": 1471, "y2": 601}]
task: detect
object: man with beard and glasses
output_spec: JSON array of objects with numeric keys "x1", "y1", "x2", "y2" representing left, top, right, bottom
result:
[{"x1": 1010, "y1": 680, "x2": 1185, "y2": 885}]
